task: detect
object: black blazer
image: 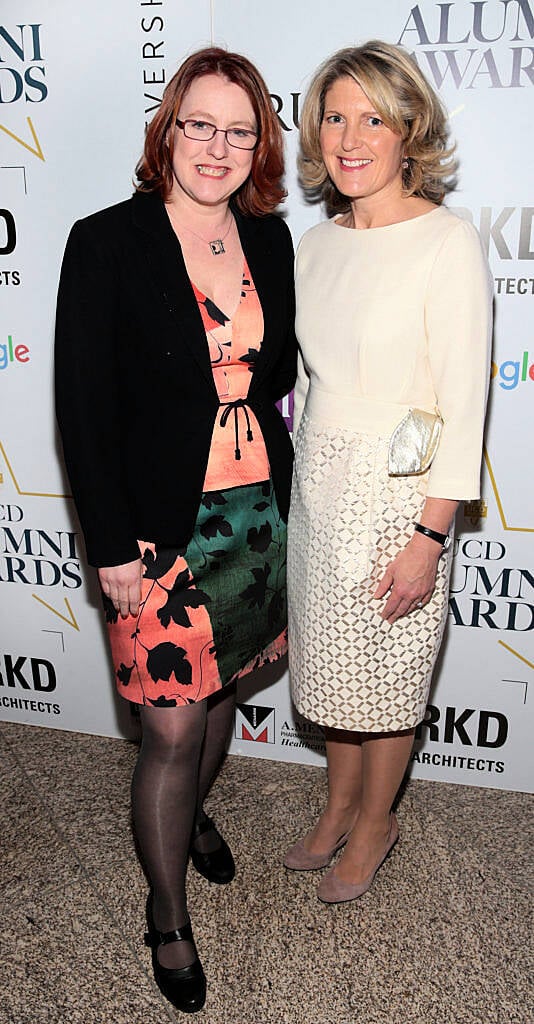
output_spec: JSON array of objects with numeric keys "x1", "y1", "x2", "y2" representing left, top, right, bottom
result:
[{"x1": 55, "y1": 191, "x2": 297, "y2": 568}]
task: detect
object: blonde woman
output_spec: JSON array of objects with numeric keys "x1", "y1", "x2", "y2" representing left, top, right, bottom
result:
[{"x1": 285, "y1": 41, "x2": 492, "y2": 903}]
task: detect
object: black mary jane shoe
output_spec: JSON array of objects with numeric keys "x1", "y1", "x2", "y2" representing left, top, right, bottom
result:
[
  {"x1": 190, "y1": 815, "x2": 235, "y2": 885},
  {"x1": 145, "y1": 895, "x2": 206, "y2": 1014}
]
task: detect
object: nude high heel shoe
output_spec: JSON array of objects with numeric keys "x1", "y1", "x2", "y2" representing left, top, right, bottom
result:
[
  {"x1": 283, "y1": 829, "x2": 352, "y2": 871},
  {"x1": 317, "y1": 813, "x2": 399, "y2": 903}
]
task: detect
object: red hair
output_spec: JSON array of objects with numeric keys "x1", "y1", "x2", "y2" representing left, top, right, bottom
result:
[{"x1": 136, "y1": 48, "x2": 286, "y2": 216}]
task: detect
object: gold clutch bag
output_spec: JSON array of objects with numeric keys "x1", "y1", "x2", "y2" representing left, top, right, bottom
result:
[{"x1": 388, "y1": 407, "x2": 443, "y2": 477}]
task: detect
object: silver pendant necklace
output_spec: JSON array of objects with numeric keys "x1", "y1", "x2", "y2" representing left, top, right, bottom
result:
[{"x1": 171, "y1": 212, "x2": 234, "y2": 256}]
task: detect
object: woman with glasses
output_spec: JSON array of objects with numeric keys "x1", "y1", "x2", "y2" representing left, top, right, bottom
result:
[{"x1": 55, "y1": 47, "x2": 296, "y2": 1013}]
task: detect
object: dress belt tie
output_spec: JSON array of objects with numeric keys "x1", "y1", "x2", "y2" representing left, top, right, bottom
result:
[{"x1": 219, "y1": 399, "x2": 253, "y2": 461}]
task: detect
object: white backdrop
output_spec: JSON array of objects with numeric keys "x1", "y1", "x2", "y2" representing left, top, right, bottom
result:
[{"x1": 1, "y1": 0, "x2": 532, "y2": 792}]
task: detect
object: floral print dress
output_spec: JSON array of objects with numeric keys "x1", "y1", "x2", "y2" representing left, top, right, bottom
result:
[{"x1": 105, "y1": 260, "x2": 288, "y2": 706}]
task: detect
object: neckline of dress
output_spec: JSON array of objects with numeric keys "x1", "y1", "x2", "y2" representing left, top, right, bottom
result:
[
  {"x1": 190, "y1": 257, "x2": 248, "y2": 323},
  {"x1": 331, "y1": 206, "x2": 443, "y2": 234}
]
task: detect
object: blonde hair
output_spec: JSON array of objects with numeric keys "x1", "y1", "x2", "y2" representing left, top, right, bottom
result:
[{"x1": 299, "y1": 40, "x2": 457, "y2": 212}]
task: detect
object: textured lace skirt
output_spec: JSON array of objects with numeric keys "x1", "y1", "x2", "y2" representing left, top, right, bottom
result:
[{"x1": 287, "y1": 396, "x2": 452, "y2": 732}]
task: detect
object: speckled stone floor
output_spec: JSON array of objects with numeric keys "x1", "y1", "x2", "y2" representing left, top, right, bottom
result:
[{"x1": 0, "y1": 720, "x2": 532, "y2": 1024}]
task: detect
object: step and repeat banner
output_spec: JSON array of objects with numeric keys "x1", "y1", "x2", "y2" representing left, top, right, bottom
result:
[{"x1": 1, "y1": 1, "x2": 532, "y2": 791}]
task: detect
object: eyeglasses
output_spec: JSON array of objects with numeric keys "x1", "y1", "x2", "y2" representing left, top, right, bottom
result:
[{"x1": 176, "y1": 118, "x2": 258, "y2": 150}]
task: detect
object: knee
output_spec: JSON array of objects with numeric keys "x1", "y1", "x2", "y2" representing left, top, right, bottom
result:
[{"x1": 140, "y1": 706, "x2": 205, "y2": 764}]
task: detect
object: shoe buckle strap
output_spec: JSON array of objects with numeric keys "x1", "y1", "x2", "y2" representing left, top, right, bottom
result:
[
  {"x1": 144, "y1": 921, "x2": 194, "y2": 948},
  {"x1": 160, "y1": 922, "x2": 194, "y2": 945}
]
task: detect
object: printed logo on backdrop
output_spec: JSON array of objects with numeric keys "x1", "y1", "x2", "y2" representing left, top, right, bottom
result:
[
  {"x1": 272, "y1": 2, "x2": 534, "y2": 132},
  {"x1": 280, "y1": 713, "x2": 325, "y2": 754},
  {"x1": 0, "y1": 651, "x2": 61, "y2": 719},
  {"x1": 136, "y1": 3, "x2": 303, "y2": 138},
  {"x1": 450, "y1": 205, "x2": 534, "y2": 263},
  {"x1": 1, "y1": 333, "x2": 29, "y2": 369},
  {"x1": 0, "y1": 210, "x2": 20, "y2": 286},
  {"x1": 451, "y1": 204, "x2": 534, "y2": 316},
  {"x1": 449, "y1": 536, "x2": 533, "y2": 632},
  {"x1": 0, "y1": 24, "x2": 46, "y2": 167},
  {"x1": 445, "y1": 534, "x2": 532, "y2": 779},
  {"x1": 0, "y1": 502, "x2": 81, "y2": 589},
  {"x1": 490, "y1": 350, "x2": 534, "y2": 392},
  {"x1": 0, "y1": 209, "x2": 16, "y2": 252},
  {"x1": 411, "y1": 701, "x2": 508, "y2": 776},
  {"x1": 235, "y1": 704, "x2": 276, "y2": 743},
  {"x1": 0, "y1": 456, "x2": 82, "y2": 724},
  {"x1": 0, "y1": 446, "x2": 80, "y2": 626},
  {"x1": 270, "y1": 92, "x2": 301, "y2": 132},
  {"x1": 139, "y1": 3, "x2": 166, "y2": 128},
  {"x1": 0, "y1": 24, "x2": 47, "y2": 104},
  {"x1": 463, "y1": 499, "x2": 488, "y2": 529},
  {"x1": 397, "y1": 1, "x2": 534, "y2": 89}
]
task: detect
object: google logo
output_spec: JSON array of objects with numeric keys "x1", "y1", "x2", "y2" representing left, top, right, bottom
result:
[
  {"x1": 491, "y1": 351, "x2": 534, "y2": 391},
  {"x1": 0, "y1": 334, "x2": 30, "y2": 371}
]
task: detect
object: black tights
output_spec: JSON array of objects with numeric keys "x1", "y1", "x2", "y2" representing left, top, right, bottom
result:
[{"x1": 132, "y1": 685, "x2": 235, "y2": 969}]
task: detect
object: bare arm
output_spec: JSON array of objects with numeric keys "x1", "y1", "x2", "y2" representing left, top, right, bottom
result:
[{"x1": 374, "y1": 496, "x2": 458, "y2": 625}]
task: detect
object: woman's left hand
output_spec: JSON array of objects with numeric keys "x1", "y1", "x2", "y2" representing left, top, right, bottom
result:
[{"x1": 373, "y1": 534, "x2": 441, "y2": 624}]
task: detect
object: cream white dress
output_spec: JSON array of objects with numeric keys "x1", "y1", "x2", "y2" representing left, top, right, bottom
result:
[{"x1": 288, "y1": 208, "x2": 492, "y2": 731}]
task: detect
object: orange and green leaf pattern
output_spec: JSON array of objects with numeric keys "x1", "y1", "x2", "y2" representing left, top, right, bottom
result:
[{"x1": 107, "y1": 263, "x2": 287, "y2": 706}]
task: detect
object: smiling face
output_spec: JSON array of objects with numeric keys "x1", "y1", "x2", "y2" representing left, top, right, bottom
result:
[
  {"x1": 320, "y1": 76, "x2": 404, "y2": 211},
  {"x1": 169, "y1": 73, "x2": 256, "y2": 213}
]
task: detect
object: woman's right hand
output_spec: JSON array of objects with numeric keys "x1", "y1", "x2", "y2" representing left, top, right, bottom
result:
[{"x1": 98, "y1": 559, "x2": 143, "y2": 619}]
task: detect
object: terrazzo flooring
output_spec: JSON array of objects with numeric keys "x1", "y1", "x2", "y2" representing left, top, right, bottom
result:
[{"x1": 0, "y1": 719, "x2": 532, "y2": 1024}]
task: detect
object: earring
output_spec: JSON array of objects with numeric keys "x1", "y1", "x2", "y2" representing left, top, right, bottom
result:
[{"x1": 402, "y1": 157, "x2": 409, "y2": 169}]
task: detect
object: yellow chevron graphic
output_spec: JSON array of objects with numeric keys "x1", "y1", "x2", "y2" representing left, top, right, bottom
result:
[
  {"x1": 498, "y1": 640, "x2": 534, "y2": 672},
  {"x1": 0, "y1": 441, "x2": 71, "y2": 499},
  {"x1": 32, "y1": 595, "x2": 79, "y2": 631},
  {"x1": 0, "y1": 116, "x2": 44, "y2": 160},
  {"x1": 483, "y1": 447, "x2": 534, "y2": 534}
]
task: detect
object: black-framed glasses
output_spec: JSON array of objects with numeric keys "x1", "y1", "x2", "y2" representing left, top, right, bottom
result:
[{"x1": 176, "y1": 118, "x2": 258, "y2": 150}]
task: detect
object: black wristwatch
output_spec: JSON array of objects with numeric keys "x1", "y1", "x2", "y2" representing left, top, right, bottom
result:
[{"x1": 413, "y1": 523, "x2": 451, "y2": 551}]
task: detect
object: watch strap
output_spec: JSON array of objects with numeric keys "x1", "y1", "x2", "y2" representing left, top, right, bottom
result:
[{"x1": 413, "y1": 523, "x2": 450, "y2": 549}]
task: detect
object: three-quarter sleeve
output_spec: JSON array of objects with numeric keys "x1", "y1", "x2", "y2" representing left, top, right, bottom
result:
[
  {"x1": 292, "y1": 349, "x2": 311, "y2": 439},
  {"x1": 292, "y1": 238, "x2": 311, "y2": 439},
  {"x1": 269, "y1": 220, "x2": 298, "y2": 403},
  {"x1": 425, "y1": 218, "x2": 493, "y2": 499}
]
